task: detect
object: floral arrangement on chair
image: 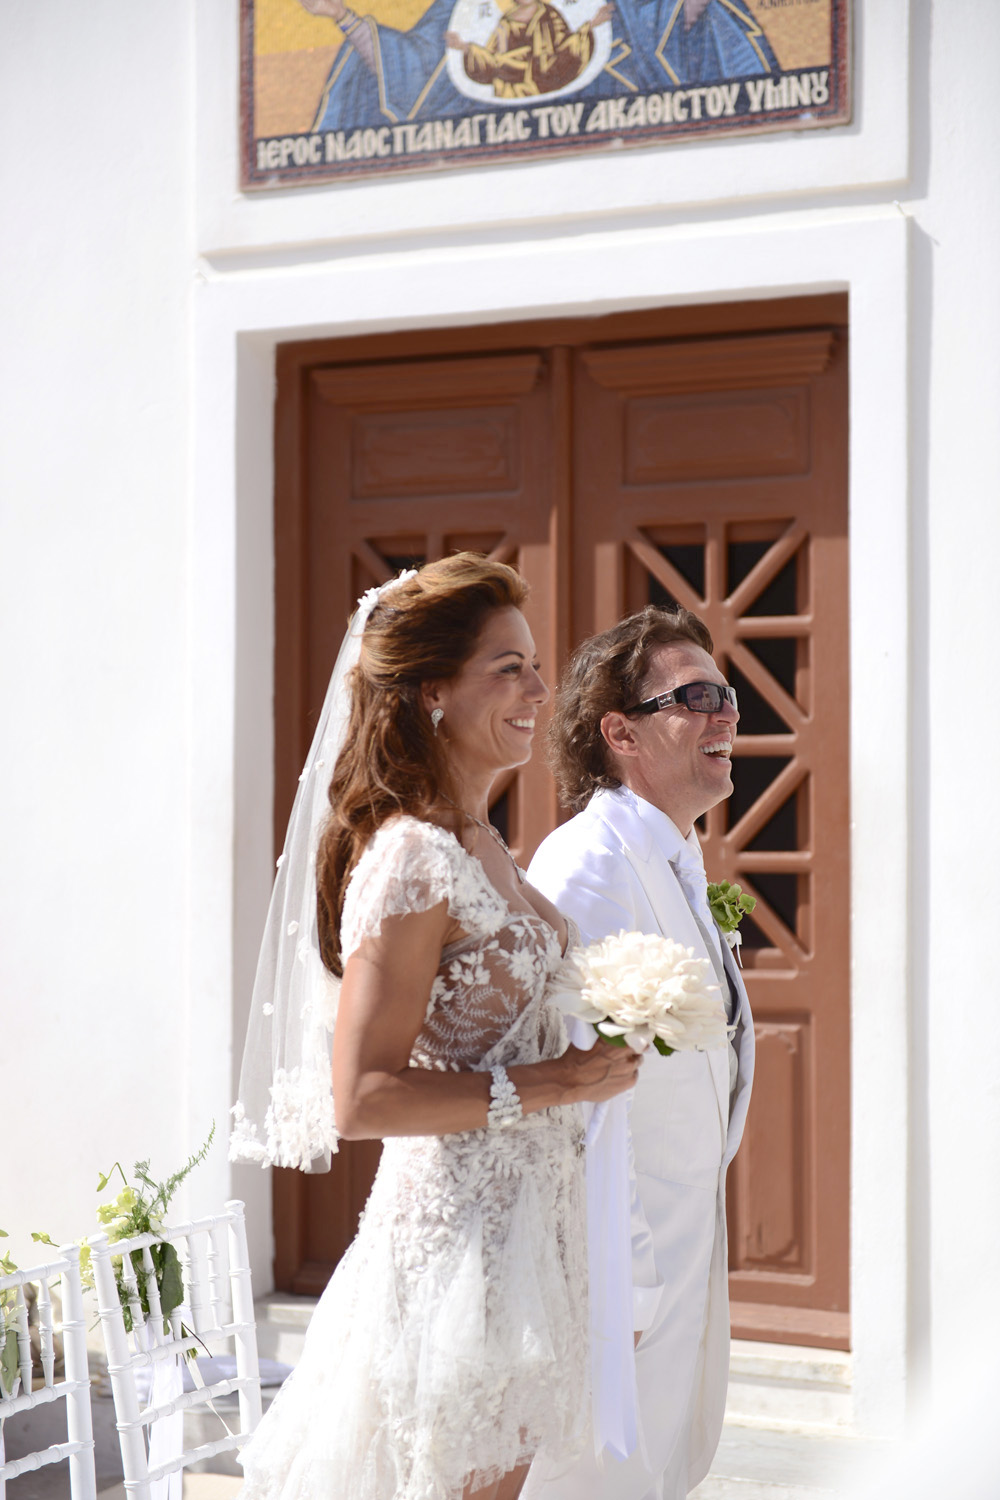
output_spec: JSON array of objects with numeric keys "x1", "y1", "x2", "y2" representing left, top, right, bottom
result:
[
  {"x1": 82, "y1": 1123, "x2": 215, "y2": 1333},
  {"x1": 0, "y1": 1229, "x2": 60, "y2": 1399},
  {"x1": 1, "y1": 1126, "x2": 216, "y2": 1400}
]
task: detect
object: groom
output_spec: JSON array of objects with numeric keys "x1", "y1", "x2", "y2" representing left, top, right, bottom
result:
[{"x1": 526, "y1": 606, "x2": 754, "y2": 1500}]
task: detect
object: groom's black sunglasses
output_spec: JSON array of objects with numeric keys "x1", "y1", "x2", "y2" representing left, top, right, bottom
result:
[{"x1": 625, "y1": 681, "x2": 738, "y2": 717}]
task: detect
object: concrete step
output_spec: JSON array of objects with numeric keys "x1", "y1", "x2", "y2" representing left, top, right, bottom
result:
[
  {"x1": 252, "y1": 1292, "x2": 317, "y2": 1367},
  {"x1": 98, "y1": 1478, "x2": 241, "y2": 1500},
  {"x1": 691, "y1": 1423, "x2": 880, "y2": 1500},
  {"x1": 251, "y1": 1307, "x2": 862, "y2": 1495},
  {"x1": 725, "y1": 1340, "x2": 852, "y2": 1433},
  {"x1": 95, "y1": 1424, "x2": 873, "y2": 1500}
]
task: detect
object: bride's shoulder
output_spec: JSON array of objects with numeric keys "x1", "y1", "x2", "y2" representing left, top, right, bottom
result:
[
  {"x1": 362, "y1": 814, "x2": 463, "y2": 867},
  {"x1": 343, "y1": 815, "x2": 506, "y2": 954}
]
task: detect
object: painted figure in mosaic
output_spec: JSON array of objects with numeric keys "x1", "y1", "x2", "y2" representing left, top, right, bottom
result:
[
  {"x1": 300, "y1": 0, "x2": 468, "y2": 128},
  {"x1": 646, "y1": 0, "x2": 777, "y2": 85},
  {"x1": 445, "y1": 0, "x2": 613, "y2": 100},
  {"x1": 298, "y1": 0, "x2": 777, "y2": 129},
  {"x1": 591, "y1": 0, "x2": 778, "y2": 95}
]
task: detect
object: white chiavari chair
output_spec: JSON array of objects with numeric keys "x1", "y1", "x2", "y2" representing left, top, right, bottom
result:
[
  {"x1": 90, "y1": 1199, "x2": 262, "y2": 1500},
  {"x1": 0, "y1": 1243, "x2": 96, "y2": 1500}
]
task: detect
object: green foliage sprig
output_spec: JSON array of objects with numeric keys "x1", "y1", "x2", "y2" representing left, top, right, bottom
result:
[
  {"x1": 0, "y1": 1230, "x2": 18, "y2": 1398},
  {"x1": 86, "y1": 1123, "x2": 216, "y2": 1335},
  {"x1": 706, "y1": 879, "x2": 756, "y2": 935},
  {"x1": 0, "y1": 1230, "x2": 56, "y2": 1398}
]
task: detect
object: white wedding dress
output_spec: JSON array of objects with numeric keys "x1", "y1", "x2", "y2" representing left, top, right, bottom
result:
[{"x1": 238, "y1": 817, "x2": 589, "y2": 1500}]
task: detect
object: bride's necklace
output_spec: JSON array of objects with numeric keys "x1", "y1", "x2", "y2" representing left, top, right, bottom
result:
[{"x1": 441, "y1": 794, "x2": 524, "y2": 884}]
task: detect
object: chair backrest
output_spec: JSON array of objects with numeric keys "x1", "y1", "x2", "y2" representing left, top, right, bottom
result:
[
  {"x1": 89, "y1": 1198, "x2": 262, "y2": 1500},
  {"x1": 0, "y1": 1243, "x2": 96, "y2": 1500}
]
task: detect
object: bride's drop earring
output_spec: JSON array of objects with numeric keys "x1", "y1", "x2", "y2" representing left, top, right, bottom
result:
[{"x1": 431, "y1": 708, "x2": 444, "y2": 734}]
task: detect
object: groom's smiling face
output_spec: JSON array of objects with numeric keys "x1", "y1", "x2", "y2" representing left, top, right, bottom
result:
[{"x1": 600, "y1": 641, "x2": 739, "y2": 836}]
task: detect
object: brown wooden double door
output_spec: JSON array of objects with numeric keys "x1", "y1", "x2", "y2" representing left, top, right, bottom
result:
[{"x1": 272, "y1": 298, "x2": 850, "y2": 1349}]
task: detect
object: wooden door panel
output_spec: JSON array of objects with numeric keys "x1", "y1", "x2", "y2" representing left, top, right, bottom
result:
[
  {"x1": 739, "y1": 1019, "x2": 808, "y2": 1266},
  {"x1": 574, "y1": 329, "x2": 850, "y2": 1348},
  {"x1": 273, "y1": 349, "x2": 564, "y2": 1291},
  {"x1": 623, "y1": 389, "x2": 811, "y2": 483},
  {"x1": 349, "y1": 407, "x2": 522, "y2": 495}
]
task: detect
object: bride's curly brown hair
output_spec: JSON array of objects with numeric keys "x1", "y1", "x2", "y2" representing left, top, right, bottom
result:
[{"x1": 316, "y1": 553, "x2": 529, "y2": 975}]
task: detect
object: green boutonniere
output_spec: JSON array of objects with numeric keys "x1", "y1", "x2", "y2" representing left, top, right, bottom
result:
[{"x1": 706, "y1": 880, "x2": 756, "y2": 951}]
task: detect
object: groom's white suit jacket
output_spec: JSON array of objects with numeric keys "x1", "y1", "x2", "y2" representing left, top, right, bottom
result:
[{"x1": 527, "y1": 787, "x2": 754, "y2": 1500}]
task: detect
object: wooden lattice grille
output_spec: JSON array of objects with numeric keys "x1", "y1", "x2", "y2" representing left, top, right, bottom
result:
[{"x1": 575, "y1": 330, "x2": 850, "y2": 1348}]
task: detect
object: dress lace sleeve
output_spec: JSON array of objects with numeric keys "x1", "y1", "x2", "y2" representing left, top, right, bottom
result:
[{"x1": 341, "y1": 817, "x2": 508, "y2": 963}]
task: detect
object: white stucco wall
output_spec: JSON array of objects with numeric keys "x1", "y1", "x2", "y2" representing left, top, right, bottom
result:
[
  {"x1": 4, "y1": 0, "x2": 999, "y2": 1455},
  {"x1": 919, "y1": 0, "x2": 1000, "y2": 1387},
  {"x1": 0, "y1": 6, "x2": 201, "y2": 1248}
]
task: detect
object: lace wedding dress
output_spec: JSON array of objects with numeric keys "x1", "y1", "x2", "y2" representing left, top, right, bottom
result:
[{"x1": 238, "y1": 817, "x2": 589, "y2": 1500}]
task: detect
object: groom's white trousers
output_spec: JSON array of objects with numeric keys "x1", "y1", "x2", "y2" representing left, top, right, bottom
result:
[{"x1": 525, "y1": 1175, "x2": 728, "y2": 1500}]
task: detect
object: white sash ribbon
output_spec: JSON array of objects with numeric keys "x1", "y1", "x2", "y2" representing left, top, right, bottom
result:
[
  {"x1": 567, "y1": 1017, "x2": 638, "y2": 1463},
  {"x1": 139, "y1": 1321, "x2": 183, "y2": 1500}
]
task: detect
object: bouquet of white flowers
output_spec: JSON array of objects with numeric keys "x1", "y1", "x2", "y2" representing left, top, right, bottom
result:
[{"x1": 555, "y1": 929, "x2": 729, "y2": 1056}]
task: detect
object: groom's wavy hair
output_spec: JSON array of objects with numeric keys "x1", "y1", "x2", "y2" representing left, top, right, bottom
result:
[
  {"x1": 316, "y1": 552, "x2": 529, "y2": 975},
  {"x1": 548, "y1": 606, "x2": 714, "y2": 813}
]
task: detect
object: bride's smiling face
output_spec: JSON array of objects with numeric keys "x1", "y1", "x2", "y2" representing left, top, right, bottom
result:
[{"x1": 422, "y1": 606, "x2": 548, "y2": 781}]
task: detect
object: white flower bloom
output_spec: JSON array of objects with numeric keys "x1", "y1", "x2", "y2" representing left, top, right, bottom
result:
[
  {"x1": 261, "y1": 1066, "x2": 340, "y2": 1169},
  {"x1": 504, "y1": 946, "x2": 542, "y2": 986},
  {"x1": 356, "y1": 584, "x2": 383, "y2": 616},
  {"x1": 561, "y1": 930, "x2": 727, "y2": 1054}
]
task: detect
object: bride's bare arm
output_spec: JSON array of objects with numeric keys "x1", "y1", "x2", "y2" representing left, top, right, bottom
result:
[{"x1": 333, "y1": 904, "x2": 639, "y2": 1140}]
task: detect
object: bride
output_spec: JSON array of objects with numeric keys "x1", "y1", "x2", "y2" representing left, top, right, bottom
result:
[{"x1": 231, "y1": 554, "x2": 638, "y2": 1500}]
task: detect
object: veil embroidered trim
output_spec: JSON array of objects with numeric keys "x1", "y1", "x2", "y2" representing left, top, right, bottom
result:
[{"x1": 229, "y1": 572, "x2": 417, "y2": 1172}]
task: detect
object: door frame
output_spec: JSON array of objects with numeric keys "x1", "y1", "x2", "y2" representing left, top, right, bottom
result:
[{"x1": 202, "y1": 212, "x2": 912, "y2": 1437}]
